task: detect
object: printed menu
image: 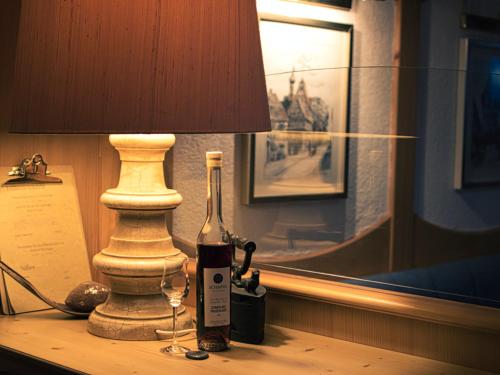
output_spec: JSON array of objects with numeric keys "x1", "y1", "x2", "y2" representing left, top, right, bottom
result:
[{"x1": 0, "y1": 166, "x2": 91, "y2": 314}]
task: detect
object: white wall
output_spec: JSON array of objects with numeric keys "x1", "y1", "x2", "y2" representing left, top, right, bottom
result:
[{"x1": 173, "y1": 0, "x2": 394, "y2": 254}]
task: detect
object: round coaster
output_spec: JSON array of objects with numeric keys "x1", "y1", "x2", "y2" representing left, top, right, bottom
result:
[{"x1": 185, "y1": 350, "x2": 209, "y2": 360}]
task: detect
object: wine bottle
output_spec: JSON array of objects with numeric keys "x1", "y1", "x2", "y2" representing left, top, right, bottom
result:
[{"x1": 196, "y1": 151, "x2": 232, "y2": 351}]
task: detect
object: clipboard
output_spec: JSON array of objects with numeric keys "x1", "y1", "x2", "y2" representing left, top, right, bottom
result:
[
  {"x1": 3, "y1": 154, "x2": 62, "y2": 186},
  {"x1": 0, "y1": 155, "x2": 91, "y2": 315}
]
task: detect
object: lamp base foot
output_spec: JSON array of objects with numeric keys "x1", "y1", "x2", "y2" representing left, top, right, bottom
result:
[{"x1": 88, "y1": 303, "x2": 193, "y2": 341}]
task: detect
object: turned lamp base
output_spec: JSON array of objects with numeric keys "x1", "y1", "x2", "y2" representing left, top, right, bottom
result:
[{"x1": 87, "y1": 134, "x2": 192, "y2": 340}]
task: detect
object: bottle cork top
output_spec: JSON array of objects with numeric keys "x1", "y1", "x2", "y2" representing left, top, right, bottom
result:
[{"x1": 206, "y1": 151, "x2": 223, "y2": 167}]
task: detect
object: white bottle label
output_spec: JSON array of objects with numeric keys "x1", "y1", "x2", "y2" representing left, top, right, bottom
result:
[{"x1": 203, "y1": 267, "x2": 230, "y2": 327}]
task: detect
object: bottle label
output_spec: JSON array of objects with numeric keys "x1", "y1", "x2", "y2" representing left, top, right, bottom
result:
[{"x1": 203, "y1": 267, "x2": 230, "y2": 327}]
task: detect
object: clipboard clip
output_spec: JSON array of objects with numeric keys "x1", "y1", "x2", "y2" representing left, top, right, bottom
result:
[{"x1": 4, "y1": 154, "x2": 62, "y2": 185}]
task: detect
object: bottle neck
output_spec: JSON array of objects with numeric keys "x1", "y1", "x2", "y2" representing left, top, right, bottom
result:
[{"x1": 206, "y1": 165, "x2": 223, "y2": 223}]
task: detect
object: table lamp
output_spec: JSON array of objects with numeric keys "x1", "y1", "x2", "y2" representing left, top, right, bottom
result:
[{"x1": 10, "y1": 0, "x2": 270, "y2": 340}]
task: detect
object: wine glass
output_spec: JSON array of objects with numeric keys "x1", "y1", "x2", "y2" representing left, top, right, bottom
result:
[{"x1": 160, "y1": 254, "x2": 190, "y2": 354}]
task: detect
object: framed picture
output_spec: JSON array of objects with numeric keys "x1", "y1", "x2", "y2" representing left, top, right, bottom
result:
[
  {"x1": 243, "y1": 15, "x2": 352, "y2": 203},
  {"x1": 455, "y1": 39, "x2": 500, "y2": 188}
]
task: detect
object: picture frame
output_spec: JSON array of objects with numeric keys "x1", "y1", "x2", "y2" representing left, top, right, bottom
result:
[
  {"x1": 454, "y1": 38, "x2": 500, "y2": 188},
  {"x1": 243, "y1": 14, "x2": 352, "y2": 204},
  {"x1": 301, "y1": 0, "x2": 352, "y2": 9}
]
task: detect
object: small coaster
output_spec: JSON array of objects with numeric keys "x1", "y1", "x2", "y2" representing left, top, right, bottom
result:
[{"x1": 185, "y1": 350, "x2": 209, "y2": 360}]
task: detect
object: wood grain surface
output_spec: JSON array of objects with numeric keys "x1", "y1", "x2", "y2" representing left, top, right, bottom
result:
[
  {"x1": 265, "y1": 292, "x2": 500, "y2": 374},
  {"x1": 388, "y1": 0, "x2": 420, "y2": 272},
  {"x1": 11, "y1": 0, "x2": 270, "y2": 134},
  {"x1": 260, "y1": 270, "x2": 500, "y2": 335},
  {"x1": 0, "y1": 310, "x2": 490, "y2": 375}
]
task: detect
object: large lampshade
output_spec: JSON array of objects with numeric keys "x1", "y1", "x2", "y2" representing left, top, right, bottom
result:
[{"x1": 11, "y1": 0, "x2": 270, "y2": 134}]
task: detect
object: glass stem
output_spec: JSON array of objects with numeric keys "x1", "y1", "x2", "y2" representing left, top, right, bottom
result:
[{"x1": 172, "y1": 306, "x2": 177, "y2": 347}]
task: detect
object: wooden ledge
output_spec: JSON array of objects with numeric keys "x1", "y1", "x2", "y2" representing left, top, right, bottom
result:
[
  {"x1": 259, "y1": 270, "x2": 500, "y2": 335},
  {"x1": 0, "y1": 310, "x2": 489, "y2": 375}
]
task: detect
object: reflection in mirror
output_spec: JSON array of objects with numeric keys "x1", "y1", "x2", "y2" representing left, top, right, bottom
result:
[{"x1": 173, "y1": 0, "x2": 500, "y2": 309}]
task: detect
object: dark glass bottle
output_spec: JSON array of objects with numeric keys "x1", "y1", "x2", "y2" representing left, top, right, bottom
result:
[{"x1": 196, "y1": 151, "x2": 232, "y2": 351}]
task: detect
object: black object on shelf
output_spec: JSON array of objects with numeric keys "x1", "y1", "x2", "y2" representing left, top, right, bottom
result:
[
  {"x1": 185, "y1": 350, "x2": 209, "y2": 360},
  {"x1": 227, "y1": 232, "x2": 266, "y2": 345},
  {"x1": 231, "y1": 282, "x2": 266, "y2": 345}
]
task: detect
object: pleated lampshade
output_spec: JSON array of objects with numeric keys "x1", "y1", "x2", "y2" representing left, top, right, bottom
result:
[{"x1": 10, "y1": 0, "x2": 270, "y2": 134}]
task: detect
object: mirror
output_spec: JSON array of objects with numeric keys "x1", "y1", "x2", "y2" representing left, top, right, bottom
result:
[{"x1": 172, "y1": 0, "x2": 500, "y2": 309}]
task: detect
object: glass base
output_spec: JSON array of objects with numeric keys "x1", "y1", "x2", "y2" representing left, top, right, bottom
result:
[{"x1": 160, "y1": 345, "x2": 190, "y2": 354}]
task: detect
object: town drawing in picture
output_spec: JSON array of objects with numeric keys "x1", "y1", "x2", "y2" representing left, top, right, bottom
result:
[
  {"x1": 266, "y1": 71, "x2": 333, "y2": 186},
  {"x1": 247, "y1": 15, "x2": 352, "y2": 202}
]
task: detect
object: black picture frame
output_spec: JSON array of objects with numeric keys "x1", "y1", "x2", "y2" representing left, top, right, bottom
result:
[
  {"x1": 455, "y1": 39, "x2": 500, "y2": 188},
  {"x1": 244, "y1": 15, "x2": 353, "y2": 204},
  {"x1": 302, "y1": 0, "x2": 352, "y2": 10}
]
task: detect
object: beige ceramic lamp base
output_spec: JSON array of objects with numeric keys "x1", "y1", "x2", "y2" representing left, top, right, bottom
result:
[{"x1": 88, "y1": 134, "x2": 192, "y2": 340}]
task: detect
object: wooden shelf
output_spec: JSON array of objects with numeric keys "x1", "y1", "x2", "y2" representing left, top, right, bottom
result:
[{"x1": 0, "y1": 310, "x2": 488, "y2": 375}]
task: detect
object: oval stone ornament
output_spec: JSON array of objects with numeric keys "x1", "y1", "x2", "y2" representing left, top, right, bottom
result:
[{"x1": 65, "y1": 281, "x2": 109, "y2": 313}]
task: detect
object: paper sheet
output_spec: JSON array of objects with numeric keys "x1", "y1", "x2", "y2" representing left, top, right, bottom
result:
[{"x1": 0, "y1": 166, "x2": 91, "y2": 314}]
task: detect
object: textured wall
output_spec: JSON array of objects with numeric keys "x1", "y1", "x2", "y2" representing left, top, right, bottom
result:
[
  {"x1": 415, "y1": 0, "x2": 500, "y2": 230},
  {"x1": 172, "y1": 134, "x2": 235, "y2": 242},
  {"x1": 173, "y1": 0, "x2": 394, "y2": 254}
]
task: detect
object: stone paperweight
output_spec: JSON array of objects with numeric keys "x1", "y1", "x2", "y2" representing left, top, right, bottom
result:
[{"x1": 65, "y1": 282, "x2": 109, "y2": 313}]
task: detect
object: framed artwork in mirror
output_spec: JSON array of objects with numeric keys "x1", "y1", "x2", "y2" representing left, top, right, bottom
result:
[
  {"x1": 455, "y1": 39, "x2": 500, "y2": 188},
  {"x1": 243, "y1": 15, "x2": 352, "y2": 203},
  {"x1": 301, "y1": 0, "x2": 352, "y2": 9}
]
